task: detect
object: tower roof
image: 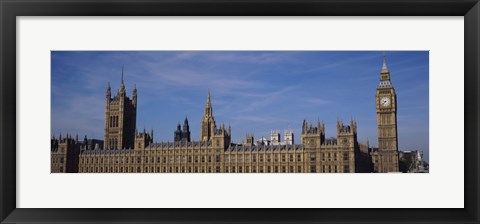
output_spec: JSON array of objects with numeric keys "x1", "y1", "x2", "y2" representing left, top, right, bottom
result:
[{"x1": 381, "y1": 52, "x2": 389, "y2": 74}]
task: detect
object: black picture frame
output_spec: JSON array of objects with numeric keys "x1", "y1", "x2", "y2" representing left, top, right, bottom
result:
[{"x1": 1, "y1": 0, "x2": 479, "y2": 223}]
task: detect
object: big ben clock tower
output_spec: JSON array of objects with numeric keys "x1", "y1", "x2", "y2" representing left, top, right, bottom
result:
[{"x1": 373, "y1": 54, "x2": 399, "y2": 172}]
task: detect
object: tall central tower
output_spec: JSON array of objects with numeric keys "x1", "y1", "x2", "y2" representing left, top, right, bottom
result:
[
  {"x1": 374, "y1": 54, "x2": 399, "y2": 172},
  {"x1": 104, "y1": 67, "x2": 137, "y2": 149},
  {"x1": 200, "y1": 89, "x2": 216, "y2": 141}
]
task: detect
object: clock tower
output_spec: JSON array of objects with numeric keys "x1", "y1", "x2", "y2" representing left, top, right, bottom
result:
[{"x1": 373, "y1": 54, "x2": 399, "y2": 172}]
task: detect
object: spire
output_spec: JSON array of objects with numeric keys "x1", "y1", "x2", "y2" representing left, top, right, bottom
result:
[
  {"x1": 381, "y1": 52, "x2": 389, "y2": 74},
  {"x1": 120, "y1": 65, "x2": 125, "y2": 92},
  {"x1": 204, "y1": 89, "x2": 213, "y2": 117},
  {"x1": 121, "y1": 64, "x2": 124, "y2": 84}
]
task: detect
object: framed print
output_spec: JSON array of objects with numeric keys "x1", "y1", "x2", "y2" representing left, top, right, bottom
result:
[{"x1": 1, "y1": 0, "x2": 479, "y2": 223}]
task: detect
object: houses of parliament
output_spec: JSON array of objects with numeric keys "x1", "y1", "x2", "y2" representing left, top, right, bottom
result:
[{"x1": 51, "y1": 57, "x2": 400, "y2": 173}]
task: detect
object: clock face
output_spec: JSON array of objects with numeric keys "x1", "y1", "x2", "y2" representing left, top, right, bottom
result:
[{"x1": 380, "y1": 97, "x2": 391, "y2": 107}]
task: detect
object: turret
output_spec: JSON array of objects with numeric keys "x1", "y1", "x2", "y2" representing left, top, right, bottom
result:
[
  {"x1": 83, "y1": 135, "x2": 88, "y2": 150},
  {"x1": 246, "y1": 134, "x2": 254, "y2": 146},
  {"x1": 106, "y1": 82, "x2": 111, "y2": 99},
  {"x1": 350, "y1": 118, "x2": 357, "y2": 134},
  {"x1": 183, "y1": 117, "x2": 189, "y2": 133},
  {"x1": 228, "y1": 123, "x2": 231, "y2": 136},
  {"x1": 132, "y1": 84, "x2": 137, "y2": 107}
]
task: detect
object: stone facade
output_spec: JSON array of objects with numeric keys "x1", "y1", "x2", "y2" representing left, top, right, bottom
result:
[{"x1": 75, "y1": 89, "x2": 372, "y2": 173}]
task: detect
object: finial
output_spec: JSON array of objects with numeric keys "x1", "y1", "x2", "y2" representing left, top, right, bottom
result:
[{"x1": 121, "y1": 65, "x2": 124, "y2": 84}]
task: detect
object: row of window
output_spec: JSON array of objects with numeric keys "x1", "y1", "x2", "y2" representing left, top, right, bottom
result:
[
  {"x1": 80, "y1": 153, "x2": 353, "y2": 164},
  {"x1": 79, "y1": 165, "x2": 349, "y2": 173}
]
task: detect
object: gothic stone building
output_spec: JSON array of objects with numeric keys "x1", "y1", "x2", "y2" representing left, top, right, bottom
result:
[{"x1": 52, "y1": 57, "x2": 400, "y2": 173}]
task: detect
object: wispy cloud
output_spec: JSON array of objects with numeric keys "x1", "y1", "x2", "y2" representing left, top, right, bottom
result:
[{"x1": 51, "y1": 51, "x2": 430, "y2": 161}]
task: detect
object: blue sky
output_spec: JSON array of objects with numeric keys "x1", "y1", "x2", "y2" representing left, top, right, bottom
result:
[{"x1": 51, "y1": 51, "x2": 429, "y2": 161}]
